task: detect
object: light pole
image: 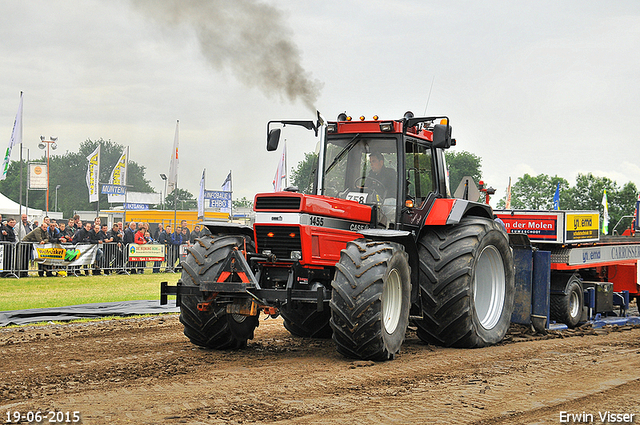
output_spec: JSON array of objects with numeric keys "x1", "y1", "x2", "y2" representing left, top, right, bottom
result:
[
  {"x1": 160, "y1": 173, "x2": 167, "y2": 210},
  {"x1": 38, "y1": 136, "x2": 58, "y2": 214},
  {"x1": 55, "y1": 184, "x2": 61, "y2": 212}
]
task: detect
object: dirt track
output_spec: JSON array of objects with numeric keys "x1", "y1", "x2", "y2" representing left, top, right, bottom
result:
[{"x1": 1, "y1": 313, "x2": 639, "y2": 425}]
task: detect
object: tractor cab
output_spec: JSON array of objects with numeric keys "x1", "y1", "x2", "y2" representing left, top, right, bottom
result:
[{"x1": 267, "y1": 112, "x2": 454, "y2": 230}]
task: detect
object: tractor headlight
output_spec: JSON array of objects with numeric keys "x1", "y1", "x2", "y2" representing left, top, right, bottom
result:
[{"x1": 290, "y1": 250, "x2": 302, "y2": 260}]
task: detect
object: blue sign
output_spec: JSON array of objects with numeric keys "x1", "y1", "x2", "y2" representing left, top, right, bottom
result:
[
  {"x1": 204, "y1": 190, "x2": 231, "y2": 200},
  {"x1": 205, "y1": 190, "x2": 232, "y2": 210},
  {"x1": 124, "y1": 203, "x2": 149, "y2": 210},
  {"x1": 102, "y1": 184, "x2": 126, "y2": 195}
]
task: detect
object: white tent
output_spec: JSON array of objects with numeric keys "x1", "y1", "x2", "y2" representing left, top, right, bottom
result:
[{"x1": 0, "y1": 191, "x2": 45, "y2": 221}]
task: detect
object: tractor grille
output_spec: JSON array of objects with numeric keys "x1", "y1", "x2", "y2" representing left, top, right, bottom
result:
[
  {"x1": 255, "y1": 225, "x2": 302, "y2": 260},
  {"x1": 255, "y1": 196, "x2": 301, "y2": 210}
]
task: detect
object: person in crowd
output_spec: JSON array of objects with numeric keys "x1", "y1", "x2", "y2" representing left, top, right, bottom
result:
[
  {"x1": 23, "y1": 222, "x2": 49, "y2": 244},
  {"x1": 159, "y1": 224, "x2": 172, "y2": 272},
  {"x1": 180, "y1": 220, "x2": 190, "y2": 241},
  {"x1": 73, "y1": 214, "x2": 82, "y2": 232},
  {"x1": 123, "y1": 221, "x2": 138, "y2": 274},
  {"x1": 97, "y1": 224, "x2": 112, "y2": 273},
  {"x1": 91, "y1": 223, "x2": 104, "y2": 275},
  {"x1": 23, "y1": 222, "x2": 50, "y2": 277},
  {"x1": 153, "y1": 223, "x2": 164, "y2": 241},
  {"x1": 106, "y1": 222, "x2": 124, "y2": 274},
  {"x1": 66, "y1": 218, "x2": 76, "y2": 235},
  {"x1": 16, "y1": 214, "x2": 33, "y2": 276},
  {"x1": 189, "y1": 224, "x2": 201, "y2": 244},
  {"x1": 1, "y1": 218, "x2": 17, "y2": 275},
  {"x1": 133, "y1": 222, "x2": 148, "y2": 273},
  {"x1": 16, "y1": 213, "x2": 32, "y2": 241},
  {"x1": 180, "y1": 226, "x2": 189, "y2": 246},
  {"x1": 167, "y1": 225, "x2": 183, "y2": 272},
  {"x1": 59, "y1": 222, "x2": 73, "y2": 241},
  {"x1": 170, "y1": 225, "x2": 185, "y2": 271},
  {"x1": 134, "y1": 222, "x2": 147, "y2": 245},
  {"x1": 0, "y1": 214, "x2": 5, "y2": 240},
  {"x1": 47, "y1": 220, "x2": 68, "y2": 244}
]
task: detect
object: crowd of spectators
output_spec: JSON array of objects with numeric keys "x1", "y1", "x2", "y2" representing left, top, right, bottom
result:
[{"x1": 0, "y1": 215, "x2": 204, "y2": 277}]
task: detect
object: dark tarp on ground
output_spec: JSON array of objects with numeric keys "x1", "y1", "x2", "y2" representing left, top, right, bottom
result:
[{"x1": 0, "y1": 300, "x2": 180, "y2": 327}]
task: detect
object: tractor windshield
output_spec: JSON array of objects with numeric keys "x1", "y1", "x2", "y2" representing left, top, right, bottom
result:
[{"x1": 322, "y1": 136, "x2": 398, "y2": 222}]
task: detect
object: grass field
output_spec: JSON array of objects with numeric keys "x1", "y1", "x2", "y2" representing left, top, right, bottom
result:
[{"x1": 0, "y1": 271, "x2": 178, "y2": 311}]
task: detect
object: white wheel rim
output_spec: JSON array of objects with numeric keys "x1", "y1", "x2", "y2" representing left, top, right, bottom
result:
[
  {"x1": 569, "y1": 289, "x2": 581, "y2": 318},
  {"x1": 382, "y1": 269, "x2": 402, "y2": 334},
  {"x1": 473, "y1": 245, "x2": 506, "y2": 330}
]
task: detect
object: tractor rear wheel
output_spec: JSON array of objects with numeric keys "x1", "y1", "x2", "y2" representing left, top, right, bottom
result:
[
  {"x1": 415, "y1": 217, "x2": 515, "y2": 347},
  {"x1": 179, "y1": 235, "x2": 259, "y2": 349},
  {"x1": 330, "y1": 240, "x2": 411, "y2": 361}
]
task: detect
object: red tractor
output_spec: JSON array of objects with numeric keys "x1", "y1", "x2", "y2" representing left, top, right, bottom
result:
[{"x1": 162, "y1": 112, "x2": 515, "y2": 360}]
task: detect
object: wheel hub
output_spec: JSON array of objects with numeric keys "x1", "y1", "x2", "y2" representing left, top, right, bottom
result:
[{"x1": 473, "y1": 245, "x2": 506, "y2": 330}]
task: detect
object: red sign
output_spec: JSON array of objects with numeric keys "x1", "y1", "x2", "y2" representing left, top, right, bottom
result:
[{"x1": 498, "y1": 214, "x2": 559, "y2": 241}]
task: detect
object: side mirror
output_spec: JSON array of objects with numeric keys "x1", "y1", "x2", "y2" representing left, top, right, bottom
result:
[
  {"x1": 432, "y1": 124, "x2": 452, "y2": 148},
  {"x1": 267, "y1": 128, "x2": 281, "y2": 151}
]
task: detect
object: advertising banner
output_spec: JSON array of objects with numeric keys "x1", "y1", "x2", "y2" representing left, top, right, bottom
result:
[
  {"x1": 128, "y1": 244, "x2": 165, "y2": 262},
  {"x1": 205, "y1": 190, "x2": 232, "y2": 210},
  {"x1": 28, "y1": 163, "x2": 48, "y2": 189},
  {"x1": 497, "y1": 212, "x2": 561, "y2": 242},
  {"x1": 33, "y1": 244, "x2": 97, "y2": 266},
  {"x1": 565, "y1": 212, "x2": 599, "y2": 242}
]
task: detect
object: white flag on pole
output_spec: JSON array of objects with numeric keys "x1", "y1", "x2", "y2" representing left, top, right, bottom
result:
[
  {"x1": 86, "y1": 145, "x2": 101, "y2": 203},
  {"x1": 198, "y1": 169, "x2": 205, "y2": 219},
  {"x1": 1, "y1": 92, "x2": 23, "y2": 181},
  {"x1": 602, "y1": 189, "x2": 609, "y2": 235},
  {"x1": 221, "y1": 171, "x2": 232, "y2": 214},
  {"x1": 272, "y1": 141, "x2": 286, "y2": 192},
  {"x1": 168, "y1": 120, "x2": 179, "y2": 194}
]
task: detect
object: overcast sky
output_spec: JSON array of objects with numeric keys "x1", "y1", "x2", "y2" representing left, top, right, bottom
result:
[{"x1": 1, "y1": 0, "x2": 639, "y2": 208}]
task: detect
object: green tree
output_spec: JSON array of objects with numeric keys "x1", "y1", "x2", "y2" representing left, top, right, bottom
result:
[
  {"x1": 445, "y1": 151, "x2": 482, "y2": 196},
  {"x1": 165, "y1": 188, "x2": 196, "y2": 210},
  {"x1": 290, "y1": 152, "x2": 317, "y2": 194},
  {"x1": 0, "y1": 138, "x2": 155, "y2": 217},
  {"x1": 496, "y1": 174, "x2": 569, "y2": 210},
  {"x1": 233, "y1": 197, "x2": 253, "y2": 209},
  {"x1": 564, "y1": 173, "x2": 637, "y2": 234}
]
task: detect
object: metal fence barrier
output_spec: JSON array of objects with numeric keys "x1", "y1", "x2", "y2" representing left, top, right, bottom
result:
[{"x1": 0, "y1": 241, "x2": 190, "y2": 278}]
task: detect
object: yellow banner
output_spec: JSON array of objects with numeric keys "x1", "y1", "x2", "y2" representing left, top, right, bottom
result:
[{"x1": 566, "y1": 212, "x2": 599, "y2": 240}]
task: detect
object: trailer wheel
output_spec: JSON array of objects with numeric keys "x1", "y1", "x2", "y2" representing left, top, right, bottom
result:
[
  {"x1": 550, "y1": 276, "x2": 583, "y2": 328},
  {"x1": 179, "y1": 235, "x2": 259, "y2": 349},
  {"x1": 280, "y1": 305, "x2": 332, "y2": 339},
  {"x1": 330, "y1": 240, "x2": 411, "y2": 361},
  {"x1": 415, "y1": 217, "x2": 515, "y2": 347}
]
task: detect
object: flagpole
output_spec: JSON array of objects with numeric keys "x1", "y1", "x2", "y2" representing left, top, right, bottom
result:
[{"x1": 18, "y1": 92, "x2": 23, "y2": 219}]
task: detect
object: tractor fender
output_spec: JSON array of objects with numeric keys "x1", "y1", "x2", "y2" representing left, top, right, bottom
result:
[
  {"x1": 201, "y1": 221, "x2": 254, "y2": 240},
  {"x1": 423, "y1": 198, "x2": 494, "y2": 226},
  {"x1": 358, "y1": 229, "x2": 420, "y2": 303}
]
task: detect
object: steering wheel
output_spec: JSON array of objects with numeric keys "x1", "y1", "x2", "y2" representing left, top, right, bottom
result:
[{"x1": 354, "y1": 176, "x2": 385, "y2": 193}]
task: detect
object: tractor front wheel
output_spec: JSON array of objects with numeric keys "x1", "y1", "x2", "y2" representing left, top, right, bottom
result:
[{"x1": 330, "y1": 240, "x2": 411, "y2": 361}]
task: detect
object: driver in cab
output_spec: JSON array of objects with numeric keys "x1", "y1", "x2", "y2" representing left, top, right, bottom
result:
[{"x1": 366, "y1": 151, "x2": 396, "y2": 198}]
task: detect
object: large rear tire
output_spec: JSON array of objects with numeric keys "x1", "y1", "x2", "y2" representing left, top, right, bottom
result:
[
  {"x1": 415, "y1": 217, "x2": 515, "y2": 347},
  {"x1": 330, "y1": 240, "x2": 411, "y2": 361},
  {"x1": 179, "y1": 235, "x2": 258, "y2": 349}
]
